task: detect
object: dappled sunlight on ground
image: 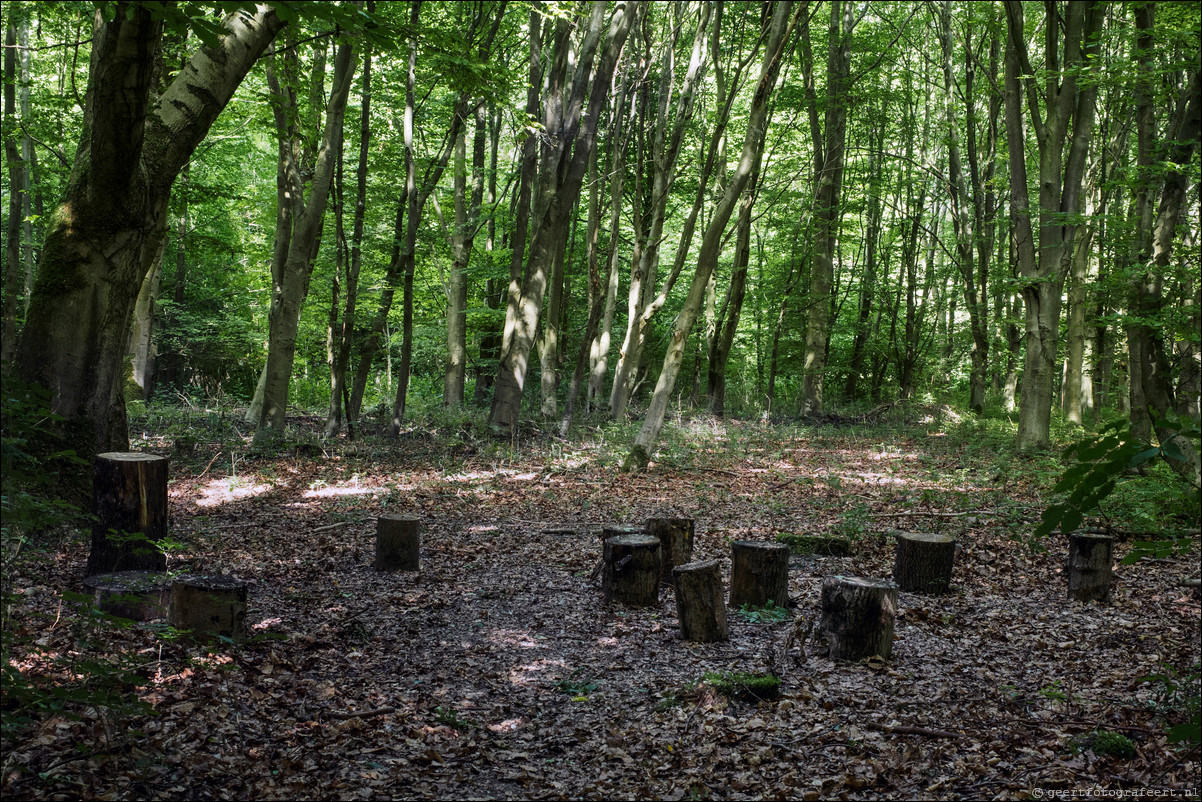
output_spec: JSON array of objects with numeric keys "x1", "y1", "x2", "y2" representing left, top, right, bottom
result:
[{"x1": 195, "y1": 477, "x2": 274, "y2": 507}]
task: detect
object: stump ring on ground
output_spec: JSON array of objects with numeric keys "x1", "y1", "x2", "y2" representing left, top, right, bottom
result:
[
  {"x1": 673, "y1": 559, "x2": 728, "y2": 642},
  {"x1": 169, "y1": 574, "x2": 248, "y2": 639},
  {"x1": 82, "y1": 571, "x2": 171, "y2": 621},
  {"x1": 729, "y1": 540, "x2": 790, "y2": 609},
  {"x1": 817, "y1": 575, "x2": 899, "y2": 662},
  {"x1": 376, "y1": 514, "x2": 420, "y2": 571},
  {"x1": 603, "y1": 534, "x2": 661, "y2": 606},
  {"x1": 1066, "y1": 532, "x2": 1114, "y2": 603},
  {"x1": 892, "y1": 532, "x2": 957, "y2": 594}
]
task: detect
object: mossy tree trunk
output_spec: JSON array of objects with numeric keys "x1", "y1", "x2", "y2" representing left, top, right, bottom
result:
[{"x1": 15, "y1": 4, "x2": 285, "y2": 456}]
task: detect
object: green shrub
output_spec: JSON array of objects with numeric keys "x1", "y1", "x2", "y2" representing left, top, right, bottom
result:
[{"x1": 704, "y1": 671, "x2": 780, "y2": 702}]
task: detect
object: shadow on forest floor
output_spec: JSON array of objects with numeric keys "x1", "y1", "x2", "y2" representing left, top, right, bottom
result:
[{"x1": 3, "y1": 407, "x2": 1199, "y2": 800}]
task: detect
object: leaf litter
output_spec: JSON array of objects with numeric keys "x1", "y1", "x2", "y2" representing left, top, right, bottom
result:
[{"x1": 3, "y1": 414, "x2": 1199, "y2": 800}]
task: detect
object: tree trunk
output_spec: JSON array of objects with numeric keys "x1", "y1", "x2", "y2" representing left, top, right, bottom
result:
[
  {"x1": 892, "y1": 532, "x2": 957, "y2": 595},
  {"x1": 673, "y1": 560, "x2": 728, "y2": 643},
  {"x1": 1003, "y1": 0, "x2": 1104, "y2": 450},
  {"x1": 729, "y1": 540, "x2": 790, "y2": 609},
  {"x1": 816, "y1": 575, "x2": 899, "y2": 662},
  {"x1": 624, "y1": 1, "x2": 795, "y2": 470},
  {"x1": 16, "y1": 4, "x2": 286, "y2": 455},
  {"x1": 257, "y1": 40, "x2": 358, "y2": 438},
  {"x1": 376, "y1": 514, "x2": 420, "y2": 571},
  {"x1": 325, "y1": 34, "x2": 372, "y2": 437},
  {"x1": 490, "y1": 2, "x2": 636, "y2": 432},
  {"x1": 169, "y1": 574, "x2": 248, "y2": 639},
  {"x1": 603, "y1": 533, "x2": 661, "y2": 607},
  {"x1": 1066, "y1": 533, "x2": 1113, "y2": 603},
  {"x1": 800, "y1": 1, "x2": 852, "y2": 416},
  {"x1": 645, "y1": 516, "x2": 695, "y2": 584},
  {"x1": 2, "y1": 22, "x2": 24, "y2": 366}
]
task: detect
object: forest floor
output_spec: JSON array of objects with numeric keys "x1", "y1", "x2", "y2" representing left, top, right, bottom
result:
[{"x1": 2, "y1": 405, "x2": 1200, "y2": 800}]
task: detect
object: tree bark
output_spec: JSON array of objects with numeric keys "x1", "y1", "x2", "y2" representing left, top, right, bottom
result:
[
  {"x1": 87, "y1": 452, "x2": 169, "y2": 577},
  {"x1": 2, "y1": 22, "x2": 24, "y2": 366},
  {"x1": 817, "y1": 575, "x2": 899, "y2": 662},
  {"x1": 624, "y1": 0, "x2": 795, "y2": 470},
  {"x1": 729, "y1": 540, "x2": 790, "y2": 609},
  {"x1": 257, "y1": 39, "x2": 358, "y2": 438},
  {"x1": 892, "y1": 532, "x2": 957, "y2": 594},
  {"x1": 799, "y1": 1, "x2": 852, "y2": 415},
  {"x1": 16, "y1": 3, "x2": 286, "y2": 454},
  {"x1": 673, "y1": 560, "x2": 728, "y2": 642},
  {"x1": 490, "y1": 1, "x2": 636, "y2": 432},
  {"x1": 1003, "y1": 0, "x2": 1104, "y2": 450}
]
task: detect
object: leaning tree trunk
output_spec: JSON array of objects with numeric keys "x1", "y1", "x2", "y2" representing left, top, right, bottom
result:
[
  {"x1": 15, "y1": 4, "x2": 286, "y2": 455},
  {"x1": 624, "y1": 0, "x2": 795, "y2": 470}
]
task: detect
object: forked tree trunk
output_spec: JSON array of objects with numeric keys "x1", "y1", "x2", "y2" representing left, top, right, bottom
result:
[{"x1": 16, "y1": 5, "x2": 286, "y2": 454}]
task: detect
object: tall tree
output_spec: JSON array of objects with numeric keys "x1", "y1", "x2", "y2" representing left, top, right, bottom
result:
[
  {"x1": 254, "y1": 37, "x2": 358, "y2": 438},
  {"x1": 489, "y1": 0, "x2": 636, "y2": 431},
  {"x1": 798, "y1": 0, "x2": 852, "y2": 415},
  {"x1": 624, "y1": 0, "x2": 796, "y2": 470},
  {"x1": 15, "y1": 4, "x2": 286, "y2": 454},
  {"x1": 1003, "y1": 0, "x2": 1105, "y2": 449}
]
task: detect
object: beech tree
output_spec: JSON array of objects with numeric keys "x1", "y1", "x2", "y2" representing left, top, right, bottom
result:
[{"x1": 14, "y1": 3, "x2": 286, "y2": 453}]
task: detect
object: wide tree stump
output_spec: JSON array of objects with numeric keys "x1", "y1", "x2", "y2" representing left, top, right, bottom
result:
[
  {"x1": 892, "y1": 532, "x2": 957, "y2": 594},
  {"x1": 646, "y1": 517, "x2": 695, "y2": 584},
  {"x1": 169, "y1": 574, "x2": 248, "y2": 638},
  {"x1": 1067, "y1": 532, "x2": 1113, "y2": 602},
  {"x1": 672, "y1": 560, "x2": 727, "y2": 642},
  {"x1": 729, "y1": 540, "x2": 790, "y2": 608},
  {"x1": 376, "y1": 514, "x2": 420, "y2": 571},
  {"x1": 818, "y1": 576, "x2": 899, "y2": 662},
  {"x1": 603, "y1": 534, "x2": 661, "y2": 606},
  {"x1": 86, "y1": 452, "x2": 168, "y2": 577},
  {"x1": 82, "y1": 571, "x2": 171, "y2": 620}
]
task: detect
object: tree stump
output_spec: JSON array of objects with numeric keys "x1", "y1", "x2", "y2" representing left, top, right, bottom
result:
[
  {"x1": 169, "y1": 574, "x2": 248, "y2": 638},
  {"x1": 86, "y1": 452, "x2": 168, "y2": 577},
  {"x1": 376, "y1": 514, "x2": 420, "y2": 571},
  {"x1": 892, "y1": 532, "x2": 957, "y2": 594},
  {"x1": 672, "y1": 560, "x2": 727, "y2": 642},
  {"x1": 817, "y1": 575, "x2": 899, "y2": 662},
  {"x1": 729, "y1": 540, "x2": 790, "y2": 608},
  {"x1": 646, "y1": 517, "x2": 695, "y2": 584},
  {"x1": 1067, "y1": 532, "x2": 1113, "y2": 602},
  {"x1": 603, "y1": 534, "x2": 661, "y2": 606},
  {"x1": 82, "y1": 571, "x2": 171, "y2": 621}
]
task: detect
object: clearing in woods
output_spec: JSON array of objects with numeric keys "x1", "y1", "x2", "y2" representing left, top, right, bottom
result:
[{"x1": 3, "y1": 407, "x2": 1199, "y2": 799}]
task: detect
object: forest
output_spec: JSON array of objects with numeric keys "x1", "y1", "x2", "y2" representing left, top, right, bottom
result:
[{"x1": 1, "y1": 1, "x2": 1199, "y2": 799}]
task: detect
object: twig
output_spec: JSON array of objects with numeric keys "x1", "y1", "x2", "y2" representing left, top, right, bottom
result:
[
  {"x1": 313, "y1": 521, "x2": 349, "y2": 533},
  {"x1": 195, "y1": 451, "x2": 223, "y2": 482},
  {"x1": 865, "y1": 722, "x2": 966, "y2": 739},
  {"x1": 326, "y1": 707, "x2": 395, "y2": 720}
]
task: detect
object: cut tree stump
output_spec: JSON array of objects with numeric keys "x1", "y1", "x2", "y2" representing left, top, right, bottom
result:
[
  {"x1": 82, "y1": 571, "x2": 171, "y2": 621},
  {"x1": 729, "y1": 540, "x2": 790, "y2": 608},
  {"x1": 672, "y1": 560, "x2": 727, "y2": 642},
  {"x1": 892, "y1": 532, "x2": 957, "y2": 594},
  {"x1": 376, "y1": 515, "x2": 420, "y2": 571},
  {"x1": 646, "y1": 517, "x2": 695, "y2": 584},
  {"x1": 1067, "y1": 532, "x2": 1113, "y2": 602},
  {"x1": 169, "y1": 574, "x2": 248, "y2": 638},
  {"x1": 603, "y1": 534, "x2": 661, "y2": 606},
  {"x1": 817, "y1": 575, "x2": 899, "y2": 662},
  {"x1": 86, "y1": 452, "x2": 168, "y2": 577}
]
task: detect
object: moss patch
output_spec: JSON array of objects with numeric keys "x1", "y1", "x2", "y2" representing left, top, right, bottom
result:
[
  {"x1": 704, "y1": 671, "x2": 781, "y2": 702},
  {"x1": 776, "y1": 532, "x2": 852, "y2": 557}
]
